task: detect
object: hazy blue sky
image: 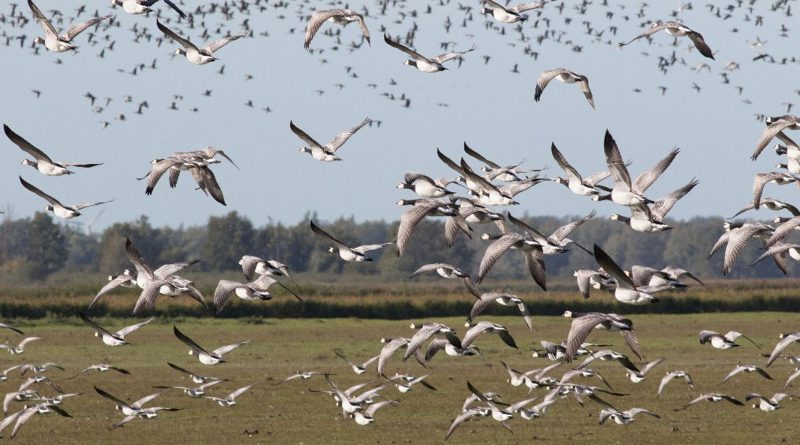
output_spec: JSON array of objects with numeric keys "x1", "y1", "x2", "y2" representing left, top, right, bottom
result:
[{"x1": 1, "y1": 1, "x2": 797, "y2": 230}]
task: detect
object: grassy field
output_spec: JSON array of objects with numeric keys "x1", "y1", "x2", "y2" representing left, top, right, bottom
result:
[{"x1": 1, "y1": 312, "x2": 799, "y2": 444}]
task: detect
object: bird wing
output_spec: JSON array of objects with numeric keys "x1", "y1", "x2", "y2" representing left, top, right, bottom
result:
[
  {"x1": 686, "y1": 30, "x2": 715, "y2": 59},
  {"x1": 621, "y1": 330, "x2": 643, "y2": 362},
  {"x1": 523, "y1": 248, "x2": 547, "y2": 292},
  {"x1": 153, "y1": 260, "x2": 200, "y2": 279},
  {"x1": 289, "y1": 121, "x2": 323, "y2": 149},
  {"x1": 132, "y1": 391, "x2": 166, "y2": 409},
  {"x1": 383, "y1": 33, "x2": 429, "y2": 62},
  {"x1": 212, "y1": 341, "x2": 248, "y2": 357},
  {"x1": 534, "y1": 68, "x2": 566, "y2": 102},
  {"x1": 303, "y1": 9, "x2": 342, "y2": 49},
  {"x1": 632, "y1": 148, "x2": 680, "y2": 194},
  {"x1": 156, "y1": 20, "x2": 198, "y2": 51},
  {"x1": 603, "y1": 130, "x2": 633, "y2": 190},
  {"x1": 396, "y1": 200, "x2": 439, "y2": 257},
  {"x1": 723, "y1": 226, "x2": 765, "y2": 275},
  {"x1": 133, "y1": 280, "x2": 168, "y2": 314},
  {"x1": 593, "y1": 244, "x2": 637, "y2": 290},
  {"x1": 239, "y1": 255, "x2": 263, "y2": 281},
  {"x1": 514, "y1": 1, "x2": 549, "y2": 13},
  {"x1": 477, "y1": 233, "x2": 522, "y2": 282},
  {"x1": 173, "y1": 325, "x2": 211, "y2": 356},
  {"x1": 202, "y1": 32, "x2": 246, "y2": 54},
  {"x1": 565, "y1": 314, "x2": 606, "y2": 361},
  {"x1": 27, "y1": 0, "x2": 58, "y2": 40},
  {"x1": 767, "y1": 333, "x2": 800, "y2": 366},
  {"x1": 721, "y1": 365, "x2": 745, "y2": 383},
  {"x1": 63, "y1": 14, "x2": 110, "y2": 41},
  {"x1": 3, "y1": 124, "x2": 53, "y2": 163},
  {"x1": 193, "y1": 166, "x2": 226, "y2": 206},
  {"x1": 227, "y1": 384, "x2": 255, "y2": 400},
  {"x1": 310, "y1": 220, "x2": 348, "y2": 250},
  {"x1": 145, "y1": 158, "x2": 180, "y2": 195},
  {"x1": 351, "y1": 242, "x2": 391, "y2": 254},
  {"x1": 766, "y1": 216, "x2": 800, "y2": 247},
  {"x1": 116, "y1": 317, "x2": 153, "y2": 338},
  {"x1": 550, "y1": 210, "x2": 596, "y2": 243},
  {"x1": 432, "y1": 44, "x2": 476, "y2": 64},
  {"x1": 365, "y1": 400, "x2": 398, "y2": 418},
  {"x1": 72, "y1": 199, "x2": 113, "y2": 211},
  {"x1": 650, "y1": 178, "x2": 698, "y2": 221},
  {"x1": 162, "y1": 0, "x2": 187, "y2": 18},
  {"x1": 464, "y1": 142, "x2": 501, "y2": 169},
  {"x1": 19, "y1": 176, "x2": 62, "y2": 207},
  {"x1": 753, "y1": 120, "x2": 795, "y2": 161},
  {"x1": 619, "y1": 22, "x2": 672, "y2": 46},
  {"x1": 79, "y1": 312, "x2": 115, "y2": 337},
  {"x1": 327, "y1": 117, "x2": 370, "y2": 152},
  {"x1": 578, "y1": 77, "x2": 595, "y2": 109},
  {"x1": 550, "y1": 143, "x2": 582, "y2": 183},
  {"x1": 89, "y1": 275, "x2": 130, "y2": 309},
  {"x1": 10, "y1": 407, "x2": 37, "y2": 439},
  {"x1": 94, "y1": 386, "x2": 130, "y2": 409}
]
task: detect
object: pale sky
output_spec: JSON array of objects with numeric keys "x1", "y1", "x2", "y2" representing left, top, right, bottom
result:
[{"x1": 1, "y1": 1, "x2": 797, "y2": 230}]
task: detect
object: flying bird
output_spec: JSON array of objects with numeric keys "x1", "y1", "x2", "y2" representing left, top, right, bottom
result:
[{"x1": 304, "y1": 9, "x2": 370, "y2": 49}]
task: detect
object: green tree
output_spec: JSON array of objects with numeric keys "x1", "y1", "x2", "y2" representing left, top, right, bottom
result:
[
  {"x1": 24, "y1": 212, "x2": 67, "y2": 279},
  {"x1": 204, "y1": 212, "x2": 255, "y2": 271}
]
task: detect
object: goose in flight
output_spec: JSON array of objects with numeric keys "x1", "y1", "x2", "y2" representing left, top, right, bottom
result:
[
  {"x1": 657, "y1": 370, "x2": 694, "y2": 397},
  {"x1": 397, "y1": 172, "x2": 454, "y2": 198},
  {"x1": 467, "y1": 291, "x2": 532, "y2": 330},
  {"x1": 304, "y1": 9, "x2": 370, "y2": 49},
  {"x1": 5, "y1": 124, "x2": 102, "y2": 176},
  {"x1": 699, "y1": 330, "x2": 759, "y2": 349},
  {"x1": 352, "y1": 400, "x2": 398, "y2": 425},
  {"x1": 19, "y1": 176, "x2": 112, "y2": 219},
  {"x1": 752, "y1": 172, "x2": 800, "y2": 210},
  {"x1": 28, "y1": 0, "x2": 110, "y2": 52},
  {"x1": 534, "y1": 68, "x2": 595, "y2": 109},
  {"x1": 481, "y1": 0, "x2": 549, "y2": 23},
  {"x1": 204, "y1": 383, "x2": 256, "y2": 406},
  {"x1": 445, "y1": 407, "x2": 491, "y2": 440},
  {"x1": 0, "y1": 337, "x2": 41, "y2": 355},
  {"x1": 111, "y1": 0, "x2": 186, "y2": 18},
  {"x1": 731, "y1": 197, "x2": 800, "y2": 219},
  {"x1": 550, "y1": 143, "x2": 612, "y2": 197},
  {"x1": 610, "y1": 178, "x2": 698, "y2": 233},
  {"x1": 73, "y1": 364, "x2": 131, "y2": 377},
  {"x1": 239, "y1": 255, "x2": 292, "y2": 282},
  {"x1": 143, "y1": 156, "x2": 228, "y2": 206},
  {"x1": 752, "y1": 116, "x2": 800, "y2": 161},
  {"x1": 561, "y1": 311, "x2": 640, "y2": 362},
  {"x1": 573, "y1": 269, "x2": 614, "y2": 299},
  {"x1": 157, "y1": 20, "x2": 247, "y2": 65},
  {"x1": 396, "y1": 199, "x2": 460, "y2": 256},
  {"x1": 334, "y1": 348, "x2": 379, "y2": 375},
  {"x1": 384, "y1": 34, "x2": 475, "y2": 73},
  {"x1": 213, "y1": 275, "x2": 302, "y2": 314},
  {"x1": 619, "y1": 21, "x2": 715, "y2": 59},
  {"x1": 167, "y1": 362, "x2": 225, "y2": 385},
  {"x1": 173, "y1": 325, "x2": 248, "y2": 365},
  {"x1": 746, "y1": 393, "x2": 792, "y2": 412},
  {"x1": 94, "y1": 386, "x2": 167, "y2": 417},
  {"x1": 290, "y1": 118, "x2": 370, "y2": 162},
  {"x1": 403, "y1": 322, "x2": 461, "y2": 361},
  {"x1": 721, "y1": 364, "x2": 773, "y2": 384},
  {"x1": 462, "y1": 321, "x2": 518, "y2": 349},
  {"x1": 310, "y1": 220, "x2": 391, "y2": 261},
  {"x1": 593, "y1": 245, "x2": 665, "y2": 305},
  {"x1": 463, "y1": 142, "x2": 537, "y2": 182},
  {"x1": 625, "y1": 359, "x2": 664, "y2": 383},
  {"x1": 0, "y1": 403, "x2": 71, "y2": 439},
  {"x1": 707, "y1": 222, "x2": 774, "y2": 275},
  {"x1": 598, "y1": 407, "x2": 659, "y2": 425},
  {"x1": 679, "y1": 393, "x2": 744, "y2": 410},
  {"x1": 79, "y1": 312, "x2": 152, "y2": 346},
  {"x1": 153, "y1": 380, "x2": 222, "y2": 398},
  {"x1": 603, "y1": 131, "x2": 677, "y2": 207},
  {"x1": 576, "y1": 349, "x2": 641, "y2": 374}
]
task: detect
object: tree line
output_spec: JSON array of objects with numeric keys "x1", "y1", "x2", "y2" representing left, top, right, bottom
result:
[{"x1": 0, "y1": 211, "x2": 791, "y2": 284}]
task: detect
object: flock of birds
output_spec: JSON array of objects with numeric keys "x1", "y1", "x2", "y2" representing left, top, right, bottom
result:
[{"x1": 1, "y1": 0, "x2": 800, "y2": 441}]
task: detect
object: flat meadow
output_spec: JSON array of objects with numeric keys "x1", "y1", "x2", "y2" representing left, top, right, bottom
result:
[{"x1": 2, "y1": 311, "x2": 799, "y2": 444}]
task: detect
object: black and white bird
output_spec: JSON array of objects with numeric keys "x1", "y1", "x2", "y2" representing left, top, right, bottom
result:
[
  {"x1": 290, "y1": 118, "x2": 370, "y2": 162},
  {"x1": 5, "y1": 124, "x2": 102, "y2": 176},
  {"x1": 534, "y1": 68, "x2": 595, "y2": 109},
  {"x1": 619, "y1": 21, "x2": 715, "y2": 59},
  {"x1": 310, "y1": 220, "x2": 391, "y2": 261},
  {"x1": 157, "y1": 21, "x2": 246, "y2": 65},
  {"x1": 384, "y1": 34, "x2": 475, "y2": 73},
  {"x1": 28, "y1": 0, "x2": 110, "y2": 52},
  {"x1": 19, "y1": 176, "x2": 112, "y2": 220},
  {"x1": 173, "y1": 326, "x2": 248, "y2": 365}
]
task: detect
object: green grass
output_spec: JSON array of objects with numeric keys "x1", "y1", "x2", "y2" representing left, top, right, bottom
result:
[{"x1": 3, "y1": 313, "x2": 800, "y2": 443}]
